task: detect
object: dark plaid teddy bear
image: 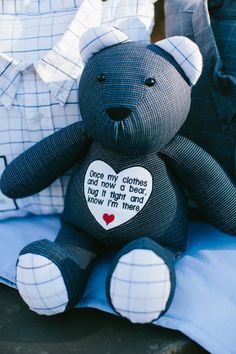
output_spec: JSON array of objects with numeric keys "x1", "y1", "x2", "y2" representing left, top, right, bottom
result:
[{"x1": 1, "y1": 25, "x2": 236, "y2": 324}]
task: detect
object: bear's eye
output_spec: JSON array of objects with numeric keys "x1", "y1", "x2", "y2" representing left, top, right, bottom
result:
[
  {"x1": 96, "y1": 74, "x2": 106, "y2": 82},
  {"x1": 144, "y1": 78, "x2": 156, "y2": 87}
]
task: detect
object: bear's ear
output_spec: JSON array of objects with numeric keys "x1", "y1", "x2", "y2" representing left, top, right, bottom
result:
[
  {"x1": 80, "y1": 25, "x2": 132, "y2": 63},
  {"x1": 155, "y1": 36, "x2": 203, "y2": 85}
]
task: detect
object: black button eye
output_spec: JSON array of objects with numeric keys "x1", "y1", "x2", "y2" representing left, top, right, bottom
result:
[
  {"x1": 96, "y1": 74, "x2": 106, "y2": 82},
  {"x1": 145, "y1": 78, "x2": 156, "y2": 87}
]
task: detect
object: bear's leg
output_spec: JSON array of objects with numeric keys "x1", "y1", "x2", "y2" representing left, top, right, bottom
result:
[
  {"x1": 16, "y1": 222, "x2": 103, "y2": 315},
  {"x1": 106, "y1": 237, "x2": 176, "y2": 324}
]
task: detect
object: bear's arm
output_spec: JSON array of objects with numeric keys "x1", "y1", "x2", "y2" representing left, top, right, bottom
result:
[
  {"x1": 161, "y1": 135, "x2": 236, "y2": 235},
  {"x1": 0, "y1": 122, "x2": 91, "y2": 198}
]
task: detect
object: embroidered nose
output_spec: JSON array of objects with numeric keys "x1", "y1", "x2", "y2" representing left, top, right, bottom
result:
[{"x1": 106, "y1": 107, "x2": 132, "y2": 121}]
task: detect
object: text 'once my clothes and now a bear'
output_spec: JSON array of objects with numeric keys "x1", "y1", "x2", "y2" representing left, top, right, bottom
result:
[{"x1": 84, "y1": 161, "x2": 153, "y2": 229}]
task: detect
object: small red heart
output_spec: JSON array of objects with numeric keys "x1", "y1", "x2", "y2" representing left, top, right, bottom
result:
[{"x1": 103, "y1": 213, "x2": 115, "y2": 225}]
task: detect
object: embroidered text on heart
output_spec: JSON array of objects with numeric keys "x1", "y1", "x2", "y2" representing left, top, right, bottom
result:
[{"x1": 84, "y1": 160, "x2": 153, "y2": 230}]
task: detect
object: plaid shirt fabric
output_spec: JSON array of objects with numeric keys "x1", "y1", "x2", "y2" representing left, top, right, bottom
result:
[
  {"x1": 0, "y1": 0, "x2": 156, "y2": 219},
  {"x1": 165, "y1": 0, "x2": 236, "y2": 182}
]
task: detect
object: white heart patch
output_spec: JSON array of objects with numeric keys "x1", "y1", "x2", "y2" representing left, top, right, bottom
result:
[{"x1": 84, "y1": 160, "x2": 153, "y2": 230}]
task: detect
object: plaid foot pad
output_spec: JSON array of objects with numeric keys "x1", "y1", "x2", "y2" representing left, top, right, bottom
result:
[
  {"x1": 16, "y1": 254, "x2": 68, "y2": 315},
  {"x1": 108, "y1": 248, "x2": 172, "y2": 324}
]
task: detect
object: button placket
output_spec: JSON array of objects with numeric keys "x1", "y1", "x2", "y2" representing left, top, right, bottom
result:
[
  {"x1": 23, "y1": 74, "x2": 54, "y2": 141},
  {"x1": 22, "y1": 66, "x2": 42, "y2": 141},
  {"x1": 38, "y1": 90, "x2": 54, "y2": 138}
]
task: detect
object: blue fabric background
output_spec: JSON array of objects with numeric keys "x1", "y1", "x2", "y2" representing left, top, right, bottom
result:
[{"x1": 0, "y1": 215, "x2": 235, "y2": 354}]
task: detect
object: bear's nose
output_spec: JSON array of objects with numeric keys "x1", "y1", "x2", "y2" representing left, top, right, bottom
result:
[{"x1": 106, "y1": 107, "x2": 132, "y2": 121}]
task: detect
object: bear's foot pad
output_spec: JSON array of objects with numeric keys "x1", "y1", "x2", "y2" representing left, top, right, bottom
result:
[
  {"x1": 109, "y1": 249, "x2": 171, "y2": 323},
  {"x1": 16, "y1": 254, "x2": 68, "y2": 315}
]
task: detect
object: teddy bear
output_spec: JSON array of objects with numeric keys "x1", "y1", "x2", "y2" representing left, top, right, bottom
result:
[{"x1": 1, "y1": 25, "x2": 236, "y2": 324}]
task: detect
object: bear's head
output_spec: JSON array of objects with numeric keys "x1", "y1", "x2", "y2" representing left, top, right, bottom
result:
[{"x1": 79, "y1": 25, "x2": 202, "y2": 154}]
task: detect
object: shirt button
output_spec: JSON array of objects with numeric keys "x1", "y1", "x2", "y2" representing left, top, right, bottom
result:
[
  {"x1": 32, "y1": 112, "x2": 44, "y2": 122},
  {"x1": 60, "y1": 92, "x2": 69, "y2": 102}
]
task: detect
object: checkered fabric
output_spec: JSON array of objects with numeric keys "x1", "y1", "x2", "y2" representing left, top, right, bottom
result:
[
  {"x1": 79, "y1": 41, "x2": 193, "y2": 155},
  {"x1": 16, "y1": 223, "x2": 102, "y2": 315},
  {"x1": 155, "y1": 36, "x2": 202, "y2": 85},
  {"x1": 110, "y1": 250, "x2": 171, "y2": 323},
  {"x1": 80, "y1": 25, "x2": 202, "y2": 85},
  {"x1": 80, "y1": 25, "x2": 132, "y2": 64},
  {"x1": 162, "y1": 135, "x2": 236, "y2": 236},
  {"x1": 0, "y1": 0, "x2": 156, "y2": 219},
  {"x1": 165, "y1": 0, "x2": 236, "y2": 181},
  {"x1": 0, "y1": 122, "x2": 90, "y2": 198},
  {"x1": 108, "y1": 238, "x2": 175, "y2": 324},
  {"x1": 17, "y1": 253, "x2": 68, "y2": 315}
]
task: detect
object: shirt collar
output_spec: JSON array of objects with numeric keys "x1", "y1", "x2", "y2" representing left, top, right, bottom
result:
[
  {"x1": 0, "y1": 53, "x2": 30, "y2": 107},
  {"x1": 0, "y1": 0, "x2": 102, "y2": 107}
]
